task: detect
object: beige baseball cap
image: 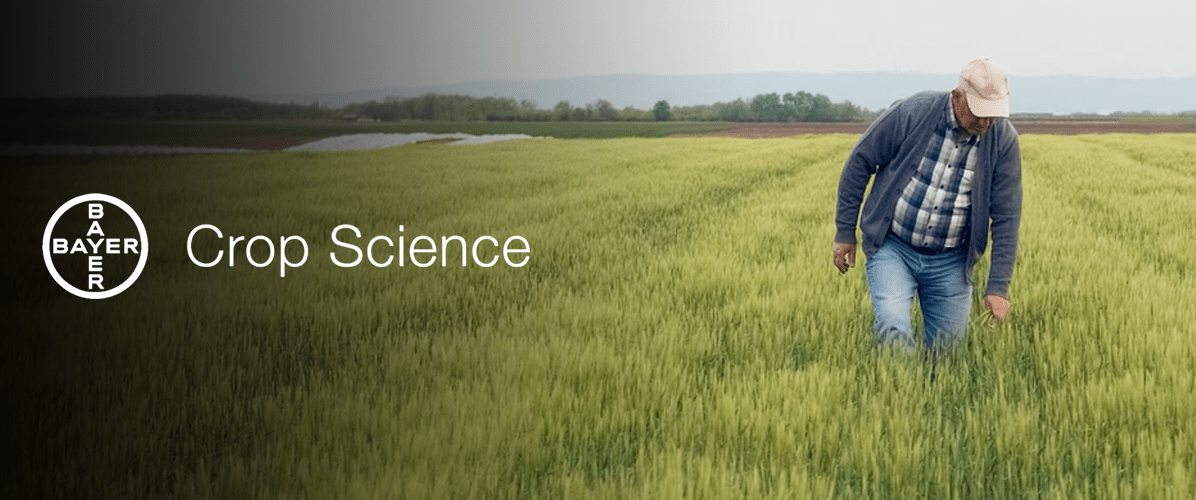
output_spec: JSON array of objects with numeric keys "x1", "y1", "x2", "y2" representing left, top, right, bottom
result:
[{"x1": 958, "y1": 58, "x2": 1010, "y2": 117}]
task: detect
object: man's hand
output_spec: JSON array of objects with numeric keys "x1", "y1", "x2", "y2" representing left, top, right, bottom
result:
[
  {"x1": 984, "y1": 295, "x2": 1010, "y2": 324},
  {"x1": 833, "y1": 242, "x2": 856, "y2": 274}
]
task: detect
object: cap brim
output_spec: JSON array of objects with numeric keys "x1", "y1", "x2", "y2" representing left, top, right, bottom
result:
[{"x1": 965, "y1": 93, "x2": 1009, "y2": 117}]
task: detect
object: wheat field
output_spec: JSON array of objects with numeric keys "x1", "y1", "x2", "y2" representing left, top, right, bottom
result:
[{"x1": 4, "y1": 134, "x2": 1195, "y2": 499}]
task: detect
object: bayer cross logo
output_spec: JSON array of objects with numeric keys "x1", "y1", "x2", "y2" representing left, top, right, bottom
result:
[{"x1": 42, "y1": 194, "x2": 149, "y2": 299}]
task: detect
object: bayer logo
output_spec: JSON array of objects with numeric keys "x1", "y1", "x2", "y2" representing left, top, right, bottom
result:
[{"x1": 42, "y1": 194, "x2": 149, "y2": 299}]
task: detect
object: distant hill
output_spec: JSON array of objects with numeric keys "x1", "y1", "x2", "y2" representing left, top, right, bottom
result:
[{"x1": 255, "y1": 72, "x2": 1196, "y2": 115}]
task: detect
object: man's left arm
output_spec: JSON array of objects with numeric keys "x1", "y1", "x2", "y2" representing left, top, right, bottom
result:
[{"x1": 985, "y1": 125, "x2": 1023, "y2": 321}]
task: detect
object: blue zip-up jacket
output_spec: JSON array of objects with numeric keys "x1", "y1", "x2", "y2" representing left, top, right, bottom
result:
[{"x1": 835, "y1": 91, "x2": 1022, "y2": 298}]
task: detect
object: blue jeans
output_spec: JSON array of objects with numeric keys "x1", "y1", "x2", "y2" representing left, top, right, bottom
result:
[{"x1": 865, "y1": 234, "x2": 972, "y2": 353}]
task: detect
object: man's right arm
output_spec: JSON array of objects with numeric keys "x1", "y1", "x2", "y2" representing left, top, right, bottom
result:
[{"x1": 834, "y1": 100, "x2": 905, "y2": 246}]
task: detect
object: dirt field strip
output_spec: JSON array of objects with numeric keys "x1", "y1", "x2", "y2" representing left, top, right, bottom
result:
[{"x1": 674, "y1": 120, "x2": 1196, "y2": 138}]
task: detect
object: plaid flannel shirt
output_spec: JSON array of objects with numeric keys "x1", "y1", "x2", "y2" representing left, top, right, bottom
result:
[{"x1": 890, "y1": 99, "x2": 978, "y2": 252}]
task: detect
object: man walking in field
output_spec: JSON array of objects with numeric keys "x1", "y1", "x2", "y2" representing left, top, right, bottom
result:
[{"x1": 833, "y1": 58, "x2": 1021, "y2": 354}]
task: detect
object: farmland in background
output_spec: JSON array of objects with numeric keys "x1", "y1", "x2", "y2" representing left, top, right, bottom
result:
[
  {"x1": 1, "y1": 120, "x2": 739, "y2": 150},
  {"x1": 3, "y1": 134, "x2": 1195, "y2": 499},
  {"x1": 5, "y1": 117, "x2": 1195, "y2": 152}
]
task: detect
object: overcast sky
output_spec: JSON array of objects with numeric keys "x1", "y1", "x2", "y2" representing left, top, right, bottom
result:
[{"x1": 3, "y1": 0, "x2": 1193, "y2": 97}]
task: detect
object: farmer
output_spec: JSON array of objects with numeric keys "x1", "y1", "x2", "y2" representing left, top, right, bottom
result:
[{"x1": 832, "y1": 58, "x2": 1021, "y2": 354}]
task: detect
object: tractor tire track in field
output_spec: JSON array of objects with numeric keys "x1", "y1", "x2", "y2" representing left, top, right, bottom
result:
[
  {"x1": 625, "y1": 139, "x2": 846, "y2": 253},
  {"x1": 1037, "y1": 136, "x2": 1194, "y2": 280},
  {"x1": 1075, "y1": 135, "x2": 1196, "y2": 182}
]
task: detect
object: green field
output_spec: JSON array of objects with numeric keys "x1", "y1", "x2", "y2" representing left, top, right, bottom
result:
[{"x1": 4, "y1": 134, "x2": 1196, "y2": 498}]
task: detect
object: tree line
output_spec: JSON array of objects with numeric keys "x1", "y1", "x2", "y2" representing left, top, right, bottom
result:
[
  {"x1": 343, "y1": 95, "x2": 662, "y2": 122},
  {"x1": 669, "y1": 92, "x2": 870, "y2": 122},
  {"x1": 1, "y1": 95, "x2": 341, "y2": 121},
  {"x1": 1, "y1": 92, "x2": 873, "y2": 122},
  {"x1": 345, "y1": 92, "x2": 872, "y2": 122}
]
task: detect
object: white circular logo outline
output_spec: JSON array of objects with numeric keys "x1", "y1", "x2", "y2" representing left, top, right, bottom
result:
[{"x1": 42, "y1": 194, "x2": 149, "y2": 299}]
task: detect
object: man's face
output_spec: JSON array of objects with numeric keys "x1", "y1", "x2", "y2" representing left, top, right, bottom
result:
[{"x1": 952, "y1": 89, "x2": 995, "y2": 135}]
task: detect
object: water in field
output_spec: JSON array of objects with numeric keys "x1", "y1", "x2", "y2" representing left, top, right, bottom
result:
[
  {"x1": 5, "y1": 134, "x2": 1196, "y2": 498},
  {"x1": 0, "y1": 132, "x2": 544, "y2": 155}
]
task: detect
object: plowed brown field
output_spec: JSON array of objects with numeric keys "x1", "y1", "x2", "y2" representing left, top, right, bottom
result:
[{"x1": 675, "y1": 120, "x2": 1196, "y2": 138}]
